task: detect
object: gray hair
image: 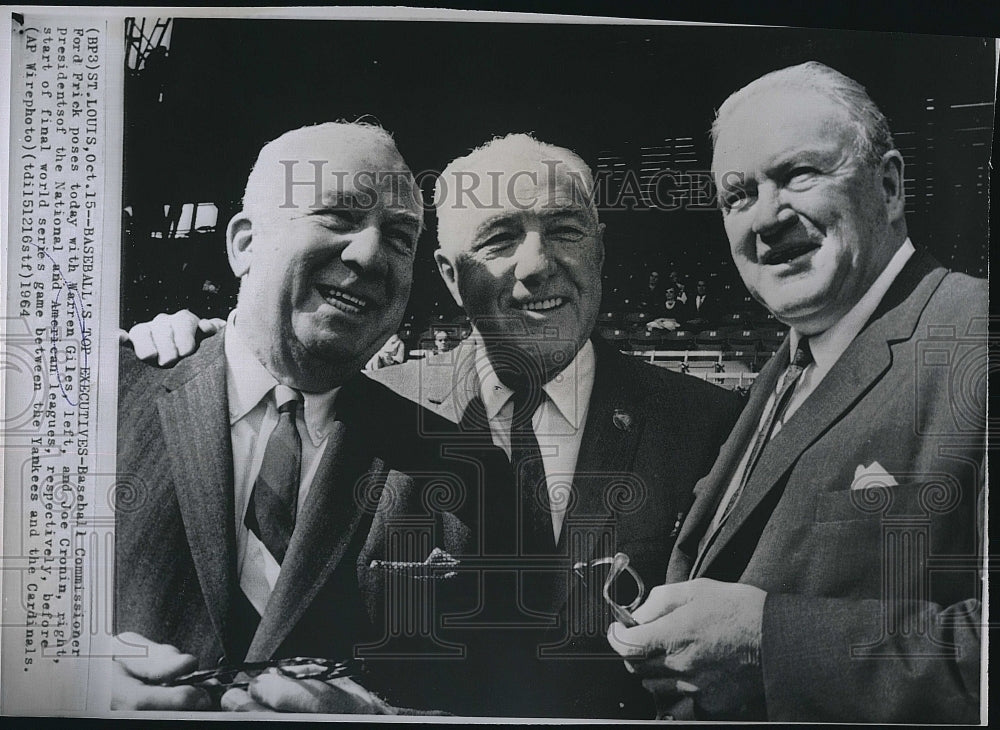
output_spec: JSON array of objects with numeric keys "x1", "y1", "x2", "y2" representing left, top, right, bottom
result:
[
  {"x1": 434, "y1": 133, "x2": 598, "y2": 233},
  {"x1": 711, "y1": 61, "x2": 895, "y2": 166},
  {"x1": 242, "y1": 121, "x2": 412, "y2": 218}
]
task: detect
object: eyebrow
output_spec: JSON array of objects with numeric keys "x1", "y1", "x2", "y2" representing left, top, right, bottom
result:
[
  {"x1": 472, "y1": 214, "x2": 520, "y2": 241},
  {"x1": 309, "y1": 194, "x2": 422, "y2": 226}
]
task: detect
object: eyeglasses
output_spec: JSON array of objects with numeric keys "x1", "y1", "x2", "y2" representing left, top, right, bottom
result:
[
  {"x1": 162, "y1": 656, "x2": 363, "y2": 703},
  {"x1": 572, "y1": 551, "x2": 645, "y2": 627}
]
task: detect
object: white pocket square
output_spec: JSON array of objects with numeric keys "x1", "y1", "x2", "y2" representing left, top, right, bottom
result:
[{"x1": 852, "y1": 461, "x2": 899, "y2": 490}]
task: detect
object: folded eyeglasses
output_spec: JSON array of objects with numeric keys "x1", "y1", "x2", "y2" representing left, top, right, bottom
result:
[{"x1": 573, "y1": 551, "x2": 645, "y2": 627}]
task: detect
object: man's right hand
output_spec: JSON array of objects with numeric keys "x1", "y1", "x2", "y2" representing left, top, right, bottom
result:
[
  {"x1": 111, "y1": 631, "x2": 212, "y2": 710},
  {"x1": 122, "y1": 310, "x2": 224, "y2": 366}
]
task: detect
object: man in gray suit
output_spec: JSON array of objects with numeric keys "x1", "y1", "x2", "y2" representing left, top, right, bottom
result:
[
  {"x1": 608, "y1": 62, "x2": 986, "y2": 722},
  {"x1": 114, "y1": 122, "x2": 501, "y2": 713}
]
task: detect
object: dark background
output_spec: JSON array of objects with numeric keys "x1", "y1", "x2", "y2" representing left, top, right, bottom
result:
[{"x1": 121, "y1": 19, "x2": 993, "y2": 332}]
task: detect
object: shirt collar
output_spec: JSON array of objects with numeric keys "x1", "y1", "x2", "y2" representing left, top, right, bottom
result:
[
  {"x1": 224, "y1": 310, "x2": 340, "y2": 446},
  {"x1": 473, "y1": 332, "x2": 596, "y2": 429},
  {"x1": 789, "y1": 238, "x2": 915, "y2": 374}
]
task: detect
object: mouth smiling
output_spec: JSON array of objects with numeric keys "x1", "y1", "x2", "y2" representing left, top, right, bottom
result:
[
  {"x1": 516, "y1": 296, "x2": 567, "y2": 312},
  {"x1": 759, "y1": 241, "x2": 821, "y2": 266},
  {"x1": 315, "y1": 283, "x2": 370, "y2": 313}
]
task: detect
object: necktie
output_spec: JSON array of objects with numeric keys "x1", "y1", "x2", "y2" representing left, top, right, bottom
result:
[
  {"x1": 717, "y1": 339, "x2": 813, "y2": 526},
  {"x1": 509, "y1": 385, "x2": 555, "y2": 556},
  {"x1": 245, "y1": 384, "x2": 303, "y2": 564}
]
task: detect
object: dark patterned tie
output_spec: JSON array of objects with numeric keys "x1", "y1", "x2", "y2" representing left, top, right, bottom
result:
[
  {"x1": 717, "y1": 338, "x2": 813, "y2": 526},
  {"x1": 244, "y1": 384, "x2": 303, "y2": 564},
  {"x1": 509, "y1": 385, "x2": 555, "y2": 556}
]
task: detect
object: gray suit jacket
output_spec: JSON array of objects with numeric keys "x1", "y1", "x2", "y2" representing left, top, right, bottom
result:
[
  {"x1": 115, "y1": 333, "x2": 505, "y2": 709},
  {"x1": 369, "y1": 334, "x2": 743, "y2": 717},
  {"x1": 667, "y1": 251, "x2": 986, "y2": 722}
]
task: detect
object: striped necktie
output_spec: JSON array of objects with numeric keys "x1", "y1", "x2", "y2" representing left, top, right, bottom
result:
[
  {"x1": 717, "y1": 338, "x2": 813, "y2": 527},
  {"x1": 244, "y1": 384, "x2": 303, "y2": 564}
]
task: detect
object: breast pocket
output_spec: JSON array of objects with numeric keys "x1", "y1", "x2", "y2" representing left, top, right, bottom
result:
[{"x1": 814, "y1": 476, "x2": 961, "y2": 523}]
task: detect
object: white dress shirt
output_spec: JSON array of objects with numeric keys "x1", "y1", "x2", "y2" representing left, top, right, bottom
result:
[
  {"x1": 224, "y1": 311, "x2": 340, "y2": 614},
  {"x1": 473, "y1": 335, "x2": 596, "y2": 544},
  {"x1": 701, "y1": 239, "x2": 916, "y2": 542}
]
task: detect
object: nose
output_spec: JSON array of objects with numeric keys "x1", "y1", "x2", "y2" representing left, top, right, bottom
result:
[
  {"x1": 750, "y1": 182, "x2": 795, "y2": 238},
  {"x1": 340, "y1": 224, "x2": 387, "y2": 274},
  {"x1": 512, "y1": 230, "x2": 555, "y2": 283}
]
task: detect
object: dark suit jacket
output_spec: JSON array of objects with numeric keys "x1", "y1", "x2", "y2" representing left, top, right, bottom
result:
[
  {"x1": 689, "y1": 293, "x2": 721, "y2": 325},
  {"x1": 369, "y1": 335, "x2": 743, "y2": 717},
  {"x1": 115, "y1": 333, "x2": 507, "y2": 710},
  {"x1": 667, "y1": 251, "x2": 986, "y2": 722}
]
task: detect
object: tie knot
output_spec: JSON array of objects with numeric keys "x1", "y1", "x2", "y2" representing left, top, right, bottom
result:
[
  {"x1": 509, "y1": 383, "x2": 545, "y2": 430},
  {"x1": 274, "y1": 384, "x2": 303, "y2": 415},
  {"x1": 792, "y1": 338, "x2": 813, "y2": 369}
]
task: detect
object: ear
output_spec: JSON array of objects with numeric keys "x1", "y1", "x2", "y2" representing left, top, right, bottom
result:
[
  {"x1": 594, "y1": 221, "x2": 606, "y2": 268},
  {"x1": 879, "y1": 150, "x2": 905, "y2": 224},
  {"x1": 433, "y1": 249, "x2": 464, "y2": 307},
  {"x1": 226, "y1": 212, "x2": 254, "y2": 278}
]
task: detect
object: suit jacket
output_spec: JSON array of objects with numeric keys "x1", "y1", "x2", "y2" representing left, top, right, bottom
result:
[
  {"x1": 668, "y1": 251, "x2": 986, "y2": 722},
  {"x1": 115, "y1": 332, "x2": 507, "y2": 710},
  {"x1": 369, "y1": 334, "x2": 743, "y2": 717},
  {"x1": 689, "y1": 293, "x2": 721, "y2": 325}
]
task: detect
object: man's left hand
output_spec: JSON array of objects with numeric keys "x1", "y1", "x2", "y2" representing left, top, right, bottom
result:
[
  {"x1": 606, "y1": 578, "x2": 767, "y2": 719},
  {"x1": 221, "y1": 672, "x2": 397, "y2": 714}
]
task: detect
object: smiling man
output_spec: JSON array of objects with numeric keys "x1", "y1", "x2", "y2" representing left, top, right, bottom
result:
[
  {"x1": 113, "y1": 122, "x2": 503, "y2": 714},
  {"x1": 608, "y1": 62, "x2": 986, "y2": 722},
  {"x1": 368, "y1": 134, "x2": 742, "y2": 717}
]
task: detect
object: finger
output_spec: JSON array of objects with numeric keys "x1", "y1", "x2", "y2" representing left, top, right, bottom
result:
[
  {"x1": 169, "y1": 310, "x2": 201, "y2": 359},
  {"x1": 148, "y1": 313, "x2": 181, "y2": 366},
  {"x1": 111, "y1": 660, "x2": 211, "y2": 710},
  {"x1": 118, "y1": 329, "x2": 130, "y2": 345},
  {"x1": 641, "y1": 677, "x2": 700, "y2": 698},
  {"x1": 220, "y1": 687, "x2": 269, "y2": 712},
  {"x1": 631, "y1": 582, "x2": 694, "y2": 624},
  {"x1": 198, "y1": 317, "x2": 226, "y2": 333},
  {"x1": 127, "y1": 323, "x2": 157, "y2": 362},
  {"x1": 249, "y1": 673, "x2": 381, "y2": 714},
  {"x1": 115, "y1": 636, "x2": 200, "y2": 682},
  {"x1": 607, "y1": 614, "x2": 690, "y2": 660}
]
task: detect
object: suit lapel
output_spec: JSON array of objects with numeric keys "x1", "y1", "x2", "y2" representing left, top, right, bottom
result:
[
  {"x1": 674, "y1": 349, "x2": 786, "y2": 580},
  {"x1": 156, "y1": 335, "x2": 238, "y2": 657},
  {"x1": 555, "y1": 338, "x2": 646, "y2": 612},
  {"x1": 697, "y1": 252, "x2": 946, "y2": 576},
  {"x1": 428, "y1": 339, "x2": 481, "y2": 427},
  {"x1": 246, "y1": 380, "x2": 377, "y2": 661}
]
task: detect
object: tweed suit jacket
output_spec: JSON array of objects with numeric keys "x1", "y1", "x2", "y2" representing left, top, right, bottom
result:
[
  {"x1": 667, "y1": 251, "x2": 987, "y2": 722},
  {"x1": 115, "y1": 332, "x2": 507, "y2": 710}
]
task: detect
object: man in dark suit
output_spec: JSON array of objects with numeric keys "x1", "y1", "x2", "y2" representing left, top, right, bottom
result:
[
  {"x1": 370, "y1": 134, "x2": 743, "y2": 717},
  {"x1": 608, "y1": 62, "x2": 986, "y2": 722},
  {"x1": 114, "y1": 122, "x2": 502, "y2": 714},
  {"x1": 687, "y1": 279, "x2": 721, "y2": 328}
]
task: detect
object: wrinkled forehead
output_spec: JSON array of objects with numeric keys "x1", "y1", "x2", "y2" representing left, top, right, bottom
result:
[
  {"x1": 248, "y1": 133, "x2": 422, "y2": 217},
  {"x1": 436, "y1": 154, "x2": 594, "y2": 246},
  {"x1": 711, "y1": 86, "x2": 854, "y2": 177}
]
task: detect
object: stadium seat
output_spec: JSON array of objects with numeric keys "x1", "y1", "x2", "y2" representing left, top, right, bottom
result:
[
  {"x1": 624, "y1": 311, "x2": 656, "y2": 327},
  {"x1": 665, "y1": 329, "x2": 696, "y2": 349},
  {"x1": 597, "y1": 311, "x2": 622, "y2": 327},
  {"x1": 727, "y1": 329, "x2": 760, "y2": 350},
  {"x1": 695, "y1": 329, "x2": 726, "y2": 350},
  {"x1": 629, "y1": 329, "x2": 670, "y2": 351},
  {"x1": 599, "y1": 327, "x2": 631, "y2": 346}
]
